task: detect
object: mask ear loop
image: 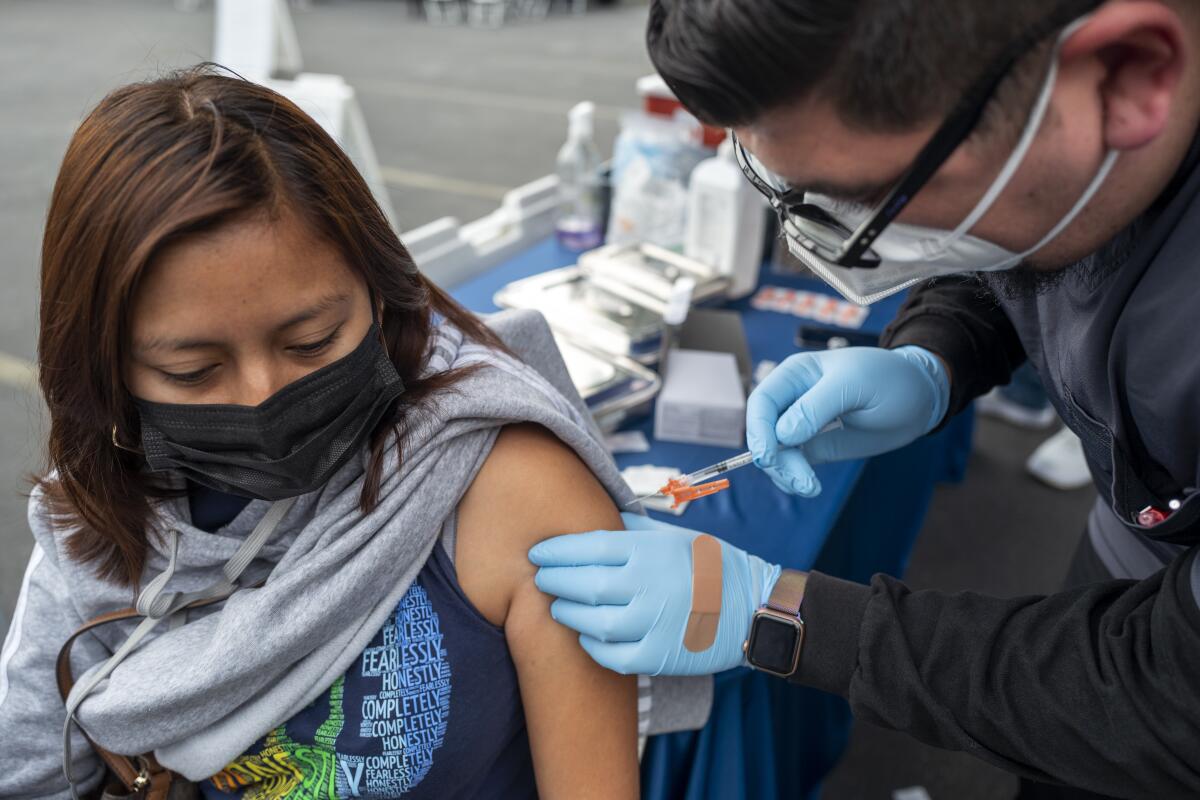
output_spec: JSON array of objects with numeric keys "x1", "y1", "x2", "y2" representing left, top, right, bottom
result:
[
  {"x1": 368, "y1": 289, "x2": 393, "y2": 359},
  {"x1": 376, "y1": 312, "x2": 394, "y2": 364},
  {"x1": 997, "y1": 148, "x2": 1120, "y2": 268},
  {"x1": 111, "y1": 423, "x2": 144, "y2": 455},
  {"x1": 372, "y1": 291, "x2": 384, "y2": 325},
  {"x1": 886, "y1": 13, "x2": 1096, "y2": 261},
  {"x1": 943, "y1": 15, "x2": 1099, "y2": 242}
]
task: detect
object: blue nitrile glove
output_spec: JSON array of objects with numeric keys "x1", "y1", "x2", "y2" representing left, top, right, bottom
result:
[
  {"x1": 529, "y1": 513, "x2": 782, "y2": 676},
  {"x1": 746, "y1": 345, "x2": 949, "y2": 497}
]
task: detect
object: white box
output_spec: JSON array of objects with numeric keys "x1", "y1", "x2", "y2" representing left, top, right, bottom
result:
[{"x1": 654, "y1": 350, "x2": 745, "y2": 449}]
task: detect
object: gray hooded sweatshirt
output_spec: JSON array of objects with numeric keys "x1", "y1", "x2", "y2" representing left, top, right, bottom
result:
[{"x1": 0, "y1": 309, "x2": 710, "y2": 798}]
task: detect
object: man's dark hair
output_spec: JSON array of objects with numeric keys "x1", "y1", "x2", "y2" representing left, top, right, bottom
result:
[{"x1": 647, "y1": 0, "x2": 1099, "y2": 133}]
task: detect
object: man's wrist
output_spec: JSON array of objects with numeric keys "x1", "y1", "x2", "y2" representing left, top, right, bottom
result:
[
  {"x1": 743, "y1": 556, "x2": 781, "y2": 661},
  {"x1": 755, "y1": 557, "x2": 783, "y2": 607},
  {"x1": 893, "y1": 345, "x2": 952, "y2": 433}
]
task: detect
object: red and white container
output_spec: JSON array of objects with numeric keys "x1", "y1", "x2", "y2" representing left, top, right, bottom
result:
[{"x1": 637, "y1": 74, "x2": 727, "y2": 149}]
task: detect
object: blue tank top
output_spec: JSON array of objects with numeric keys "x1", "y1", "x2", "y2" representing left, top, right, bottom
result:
[{"x1": 189, "y1": 487, "x2": 537, "y2": 799}]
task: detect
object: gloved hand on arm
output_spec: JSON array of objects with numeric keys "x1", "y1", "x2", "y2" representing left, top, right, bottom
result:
[
  {"x1": 747, "y1": 345, "x2": 950, "y2": 497},
  {"x1": 529, "y1": 513, "x2": 781, "y2": 676}
]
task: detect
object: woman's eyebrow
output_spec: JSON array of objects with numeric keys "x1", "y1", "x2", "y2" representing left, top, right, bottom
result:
[
  {"x1": 276, "y1": 290, "x2": 353, "y2": 332},
  {"x1": 135, "y1": 291, "x2": 353, "y2": 355},
  {"x1": 136, "y1": 335, "x2": 221, "y2": 355}
]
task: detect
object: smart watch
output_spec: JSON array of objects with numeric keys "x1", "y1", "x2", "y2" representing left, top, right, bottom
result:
[{"x1": 744, "y1": 569, "x2": 808, "y2": 678}]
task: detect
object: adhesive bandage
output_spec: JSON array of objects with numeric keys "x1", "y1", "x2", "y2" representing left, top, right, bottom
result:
[{"x1": 683, "y1": 534, "x2": 723, "y2": 652}]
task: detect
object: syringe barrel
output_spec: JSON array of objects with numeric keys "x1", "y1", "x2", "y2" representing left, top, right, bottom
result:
[{"x1": 682, "y1": 452, "x2": 754, "y2": 485}]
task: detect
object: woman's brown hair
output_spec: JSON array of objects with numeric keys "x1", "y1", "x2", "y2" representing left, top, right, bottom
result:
[{"x1": 38, "y1": 65, "x2": 506, "y2": 588}]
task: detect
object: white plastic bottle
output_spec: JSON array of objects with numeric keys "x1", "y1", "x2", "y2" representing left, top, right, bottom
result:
[
  {"x1": 684, "y1": 137, "x2": 767, "y2": 298},
  {"x1": 555, "y1": 101, "x2": 605, "y2": 252},
  {"x1": 657, "y1": 275, "x2": 696, "y2": 376}
]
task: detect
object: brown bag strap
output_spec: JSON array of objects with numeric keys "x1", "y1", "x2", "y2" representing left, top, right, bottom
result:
[
  {"x1": 56, "y1": 592, "x2": 233, "y2": 799},
  {"x1": 57, "y1": 606, "x2": 149, "y2": 792}
]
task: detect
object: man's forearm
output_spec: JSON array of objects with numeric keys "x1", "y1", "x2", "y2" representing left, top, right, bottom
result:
[{"x1": 789, "y1": 549, "x2": 1200, "y2": 797}]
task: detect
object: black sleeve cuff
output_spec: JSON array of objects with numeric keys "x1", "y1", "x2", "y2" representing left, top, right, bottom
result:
[{"x1": 789, "y1": 571, "x2": 872, "y2": 696}]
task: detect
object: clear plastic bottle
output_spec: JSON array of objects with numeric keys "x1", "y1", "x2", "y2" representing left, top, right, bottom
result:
[
  {"x1": 685, "y1": 137, "x2": 767, "y2": 298},
  {"x1": 555, "y1": 101, "x2": 605, "y2": 252}
]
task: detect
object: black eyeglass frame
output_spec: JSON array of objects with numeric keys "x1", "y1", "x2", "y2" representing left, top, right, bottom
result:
[{"x1": 733, "y1": 0, "x2": 1104, "y2": 270}]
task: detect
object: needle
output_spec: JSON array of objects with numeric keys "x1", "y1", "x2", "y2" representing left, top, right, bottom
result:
[{"x1": 627, "y1": 491, "x2": 668, "y2": 507}]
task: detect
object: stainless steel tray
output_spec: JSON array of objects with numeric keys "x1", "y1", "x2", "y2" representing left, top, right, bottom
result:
[
  {"x1": 578, "y1": 242, "x2": 730, "y2": 313},
  {"x1": 555, "y1": 336, "x2": 661, "y2": 434},
  {"x1": 494, "y1": 266, "x2": 664, "y2": 364}
]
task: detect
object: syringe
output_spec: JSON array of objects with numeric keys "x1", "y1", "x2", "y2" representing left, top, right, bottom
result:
[{"x1": 626, "y1": 451, "x2": 755, "y2": 507}]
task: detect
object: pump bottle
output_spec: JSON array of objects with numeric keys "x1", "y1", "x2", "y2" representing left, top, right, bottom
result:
[{"x1": 555, "y1": 101, "x2": 605, "y2": 252}]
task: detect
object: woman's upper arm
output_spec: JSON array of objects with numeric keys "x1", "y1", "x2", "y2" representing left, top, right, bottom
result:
[
  {"x1": 0, "y1": 543, "x2": 105, "y2": 798},
  {"x1": 456, "y1": 424, "x2": 638, "y2": 800}
]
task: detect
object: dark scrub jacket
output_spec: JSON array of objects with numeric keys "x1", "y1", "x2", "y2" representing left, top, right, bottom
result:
[{"x1": 787, "y1": 136, "x2": 1200, "y2": 797}]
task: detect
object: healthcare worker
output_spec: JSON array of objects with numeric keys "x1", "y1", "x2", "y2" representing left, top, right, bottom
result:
[{"x1": 529, "y1": 1, "x2": 1200, "y2": 797}]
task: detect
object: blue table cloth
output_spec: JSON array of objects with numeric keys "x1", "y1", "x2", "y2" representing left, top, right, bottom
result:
[{"x1": 450, "y1": 238, "x2": 973, "y2": 800}]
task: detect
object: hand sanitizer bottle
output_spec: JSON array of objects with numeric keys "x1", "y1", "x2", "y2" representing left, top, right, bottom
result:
[{"x1": 556, "y1": 101, "x2": 605, "y2": 252}]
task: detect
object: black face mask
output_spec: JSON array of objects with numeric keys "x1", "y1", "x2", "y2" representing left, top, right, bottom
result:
[{"x1": 135, "y1": 324, "x2": 404, "y2": 500}]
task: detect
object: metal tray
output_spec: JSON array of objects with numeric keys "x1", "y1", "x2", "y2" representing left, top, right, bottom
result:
[
  {"x1": 494, "y1": 266, "x2": 664, "y2": 364},
  {"x1": 578, "y1": 242, "x2": 730, "y2": 313},
  {"x1": 555, "y1": 336, "x2": 661, "y2": 434}
]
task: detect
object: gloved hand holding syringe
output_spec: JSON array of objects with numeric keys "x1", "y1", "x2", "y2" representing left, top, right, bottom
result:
[{"x1": 630, "y1": 341, "x2": 952, "y2": 508}]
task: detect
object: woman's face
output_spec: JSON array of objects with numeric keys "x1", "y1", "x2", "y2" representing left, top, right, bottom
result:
[{"x1": 125, "y1": 210, "x2": 375, "y2": 406}]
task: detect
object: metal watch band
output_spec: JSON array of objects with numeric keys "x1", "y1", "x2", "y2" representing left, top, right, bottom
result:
[{"x1": 765, "y1": 569, "x2": 808, "y2": 617}]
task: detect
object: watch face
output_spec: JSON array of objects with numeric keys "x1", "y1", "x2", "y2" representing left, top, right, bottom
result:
[{"x1": 748, "y1": 614, "x2": 802, "y2": 676}]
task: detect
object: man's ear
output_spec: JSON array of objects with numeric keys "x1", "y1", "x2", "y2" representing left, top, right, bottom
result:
[{"x1": 1062, "y1": 1, "x2": 1188, "y2": 151}]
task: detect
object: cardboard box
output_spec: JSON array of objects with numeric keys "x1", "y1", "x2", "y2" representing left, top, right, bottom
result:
[{"x1": 654, "y1": 349, "x2": 745, "y2": 449}]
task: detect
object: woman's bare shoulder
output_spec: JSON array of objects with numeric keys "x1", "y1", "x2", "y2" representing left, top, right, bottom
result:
[{"x1": 453, "y1": 423, "x2": 622, "y2": 627}]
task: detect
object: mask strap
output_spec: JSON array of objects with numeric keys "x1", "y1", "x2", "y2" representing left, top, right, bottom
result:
[
  {"x1": 369, "y1": 293, "x2": 394, "y2": 360},
  {"x1": 369, "y1": 287, "x2": 386, "y2": 325},
  {"x1": 111, "y1": 424, "x2": 143, "y2": 455},
  {"x1": 944, "y1": 56, "x2": 1059, "y2": 241},
  {"x1": 943, "y1": 15, "x2": 1093, "y2": 243},
  {"x1": 1013, "y1": 148, "x2": 1120, "y2": 262}
]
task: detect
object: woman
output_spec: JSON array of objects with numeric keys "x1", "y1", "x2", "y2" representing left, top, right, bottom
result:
[{"x1": 0, "y1": 67, "x2": 638, "y2": 799}]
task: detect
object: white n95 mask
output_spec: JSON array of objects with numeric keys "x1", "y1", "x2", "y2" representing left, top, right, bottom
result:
[{"x1": 785, "y1": 18, "x2": 1119, "y2": 307}]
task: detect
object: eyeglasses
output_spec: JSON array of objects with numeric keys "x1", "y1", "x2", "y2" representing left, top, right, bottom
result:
[{"x1": 733, "y1": 0, "x2": 1104, "y2": 270}]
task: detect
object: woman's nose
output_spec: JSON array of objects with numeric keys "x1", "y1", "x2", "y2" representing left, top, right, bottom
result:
[{"x1": 233, "y1": 362, "x2": 291, "y2": 407}]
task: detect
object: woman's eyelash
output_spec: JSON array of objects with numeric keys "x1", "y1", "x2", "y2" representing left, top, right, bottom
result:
[
  {"x1": 162, "y1": 366, "x2": 215, "y2": 385},
  {"x1": 158, "y1": 326, "x2": 344, "y2": 384},
  {"x1": 291, "y1": 327, "x2": 342, "y2": 355}
]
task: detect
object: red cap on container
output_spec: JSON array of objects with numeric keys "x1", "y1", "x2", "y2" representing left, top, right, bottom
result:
[{"x1": 637, "y1": 74, "x2": 727, "y2": 149}]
